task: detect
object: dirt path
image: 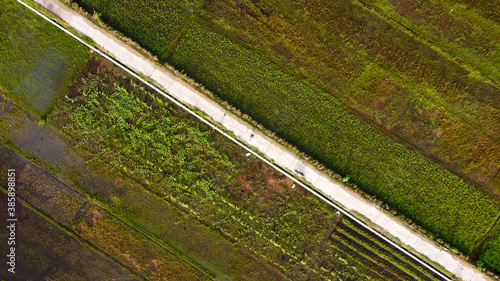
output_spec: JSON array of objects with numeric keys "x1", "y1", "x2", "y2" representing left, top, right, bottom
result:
[{"x1": 22, "y1": 0, "x2": 491, "y2": 280}]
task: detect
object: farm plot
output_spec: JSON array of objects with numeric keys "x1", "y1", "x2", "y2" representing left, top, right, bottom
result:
[
  {"x1": 75, "y1": 203, "x2": 211, "y2": 281},
  {"x1": 361, "y1": 0, "x2": 500, "y2": 83},
  {"x1": 168, "y1": 17, "x2": 500, "y2": 256},
  {"x1": 448, "y1": 0, "x2": 500, "y2": 24},
  {"x1": 0, "y1": 188, "x2": 139, "y2": 281},
  {"x1": 477, "y1": 219, "x2": 500, "y2": 274},
  {"x1": 44, "y1": 57, "x2": 447, "y2": 280},
  {"x1": 74, "y1": 0, "x2": 191, "y2": 56},
  {"x1": 203, "y1": 0, "x2": 500, "y2": 201},
  {"x1": 0, "y1": 0, "x2": 89, "y2": 117},
  {"x1": 0, "y1": 144, "x2": 210, "y2": 280},
  {"x1": 70, "y1": 0, "x2": 500, "y2": 264},
  {"x1": 329, "y1": 218, "x2": 442, "y2": 281},
  {"x1": 1, "y1": 87, "x2": 287, "y2": 281},
  {"x1": 352, "y1": 0, "x2": 500, "y2": 197},
  {"x1": 191, "y1": 0, "x2": 500, "y2": 199}
]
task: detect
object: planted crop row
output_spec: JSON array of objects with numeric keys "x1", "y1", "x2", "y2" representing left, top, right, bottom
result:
[
  {"x1": 166, "y1": 17, "x2": 500, "y2": 255},
  {"x1": 50, "y1": 63, "x2": 361, "y2": 280},
  {"x1": 329, "y1": 235, "x2": 400, "y2": 280},
  {"x1": 448, "y1": 0, "x2": 500, "y2": 23},
  {"x1": 0, "y1": 145, "x2": 207, "y2": 280},
  {"x1": 478, "y1": 226, "x2": 500, "y2": 273},
  {"x1": 73, "y1": 0, "x2": 190, "y2": 56},
  {"x1": 76, "y1": 204, "x2": 209, "y2": 280},
  {"x1": 361, "y1": 0, "x2": 500, "y2": 83},
  {"x1": 49, "y1": 59, "x2": 453, "y2": 280},
  {"x1": 193, "y1": 0, "x2": 500, "y2": 200},
  {"x1": 0, "y1": 0, "x2": 89, "y2": 116},
  {"x1": 1, "y1": 91, "x2": 283, "y2": 280},
  {"x1": 0, "y1": 190, "x2": 139, "y2": 281},
  {"x1": 331, "y1": 230, "x2": 418, "y2": 281},
  {"x1": 70, "y1": 0, "x2": 500, "y2": 270},
  {"x1": 339, "y1": 218, "x2": 440, "y2": 280},
  {"x1": 334, "y1": 220, "x2": 439, "y2": 281}
]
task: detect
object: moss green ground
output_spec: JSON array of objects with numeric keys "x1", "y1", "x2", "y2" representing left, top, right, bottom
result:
[{"x1": 0, "y1": 0, "x2": 89, "y2": 117}]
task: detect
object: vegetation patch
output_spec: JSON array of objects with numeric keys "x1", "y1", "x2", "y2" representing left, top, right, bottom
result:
[
  {"x1": 169, "y1": 17, "x2": 500, "y2": 255},
  {"x1": 76, "y1": 203, "x2": 210, "y2": 280},
  {"x1": 477, "y1": 220, "x2": 500, "y2": 273},
  {"x1": 73, "y1": 0, "x2": 190, "y2": 56},
  {"x1": 72, "y1": 0, "x2": 500, "y2": 260},
  {"x1": 2, "y1": 87, "x2": 286, "y2": 280},
  {"x1": 0, "y1": 0, "x2": 89, "y2": 117},
  {"x1": 330, "y1": 218, "x2": 442, "y2": 280},
  {"x1": 193, "y1": 0, "x2": 500, "y2": 200},
  {"x1": 0, "y1": 145, "x2": 88, "y2": 228},
  {"x1": 44, "y1": 58, "x2": 446, "y2": 280}
]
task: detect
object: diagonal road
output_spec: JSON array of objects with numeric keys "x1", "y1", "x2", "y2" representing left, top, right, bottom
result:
[{"x1": 18, "y1": 0, "x2": 491, "y2": 280}]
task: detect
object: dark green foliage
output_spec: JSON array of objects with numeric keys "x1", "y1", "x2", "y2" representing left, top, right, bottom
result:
[
  {"x1": 46, "y1": 62, "x2": 445, "y2": 280},
  {"x1": 167, "y1": 19, "x2": 500, "y2": 255},
  {"x1": 0, "y1": 0, "x2": 89, "y2": 117},
  {"x1": 73, "y1": 0, "x2": 190, "y2": 56},
  {"x1": 73, "y1": 0, "x2": 500, "y2": 258},
  {"x1": 193, "y1": 0, "x2": 500, "y2": 200},
  {"x1": 479, "y1": 228, "x2": 500, "y2": 273}
]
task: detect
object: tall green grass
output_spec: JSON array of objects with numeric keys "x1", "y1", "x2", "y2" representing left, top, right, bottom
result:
[
  {"x1": 74, "y1": 0, "x2": 190, "y2": 56},
  {"x1": 478, "y1": 225, "x2": 500, "y2": 272}
]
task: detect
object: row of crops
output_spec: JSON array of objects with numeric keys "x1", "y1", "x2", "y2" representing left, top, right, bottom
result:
[
  {"x1": 49, "y1": 58, "x2": 447, "y2": 280},
  {"x1": 0, "y1": 145, "x2": 210, "y2": 280},
  {"x1": 71, "y1": 0, "x2": 500, "y2": 273},
  {"x1": 192, "y1": 0, "x2": 500, "y2": 203},
  {"x1": 1, "y1": 0, "x2": 444, "y2": 279},
  {"x1": 330, "y1": 218, "x2": 442, "y2": 280}
]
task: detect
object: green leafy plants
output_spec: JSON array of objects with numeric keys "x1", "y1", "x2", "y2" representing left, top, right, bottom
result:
[
  {"x1": 74, "y1": 0, "x2": 190, "y2": 56},
  {"x1": 167, "y1": 18, "x2": 500, "y2": 255},
  {"x1": 46, "y1": 59, "x2": 444, "y2": 279}
]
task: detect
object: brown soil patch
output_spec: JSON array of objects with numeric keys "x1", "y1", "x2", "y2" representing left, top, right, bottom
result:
[{"x1": 85, "y1": 208, "x2": 104, "y2": 227}]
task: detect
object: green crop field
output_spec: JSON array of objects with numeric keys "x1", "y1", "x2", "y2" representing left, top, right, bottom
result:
[
  {"x1": 480, "y1": 232, "x2": 500, "y2": 273},
  {"x1": 70, "y1": 0, "x2": 500, "y2": 273},
  {"x1": 0, "y1": 0, "x2": 89, "y2": 117},
  {"x1": 74, "y1": 0, "x2": 190, "y2": 56},
  {"x1": 44, "y1": 57, "x2": 443, "y2": 280},
  {"x1": 192, "y1": 0, "x2": 500, "y2": 200},
  {"x1": 168, "y1": 15, "x2": 499, "y2": 257},
  {"x1": 329, "y1": 218, "x2": 442, "y2": 281},
  {"x1": 354, "y1": 0, "x2": 500, "y2": 196},
  {"x1": 451, "y1": 0, "x2": 500, "y2": 23},
  {"x1": 1, "y1": 52, "x2": 444, "y2": 279},
  {"x1": 4, "y1": 0, "x2": 500, "y2": 276}
]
